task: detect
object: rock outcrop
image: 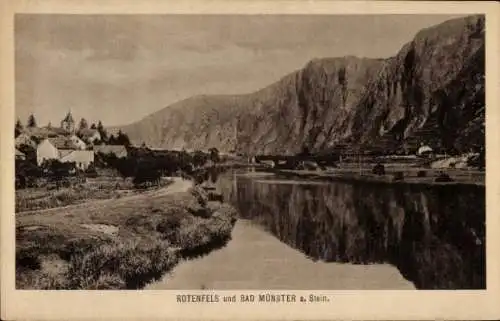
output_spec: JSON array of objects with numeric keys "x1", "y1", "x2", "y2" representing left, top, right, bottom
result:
[{"x1": 119, "y1": 15, "x2": 485, "y2": 155}]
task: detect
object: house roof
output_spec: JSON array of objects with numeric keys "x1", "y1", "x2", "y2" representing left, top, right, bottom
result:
[
  {"x1": 47, "y1": 136, "x2": 78, "y2": 150},
  {"x1": 94, "y1": 145, "x2": 127, "y2": 157},
  {"x1": 15, "y1": 149, "x2": 25, "y2": 157},
  {"x1": 417, "y1": 145, "x2": 433, "y2": 155},
  {"x1": 60, "y1": 150, "x2": 94, "y2": 162},
  {"x1": 77, "y1": 128, "x2": 100, "y2": 138},
  {"x1": 25, "y1": 127, "x2": 70, "y2": 139}
]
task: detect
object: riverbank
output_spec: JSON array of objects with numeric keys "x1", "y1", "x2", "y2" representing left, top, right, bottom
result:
[
  {"x1": 271, "y1": 167, "x2": 485, "y2": 187},
  {"x1": 16, "y1": 178, "x2": 239, "y2": 289},
  {"x1": 147, "y1": 219, "x2": 415, "y2": 290}
]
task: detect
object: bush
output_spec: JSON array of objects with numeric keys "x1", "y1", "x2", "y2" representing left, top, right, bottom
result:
[
  {"x1": 392, "y1": 171, "x2": 404, "y2": 181},
  {"x1": 156, "y1": 216, "x2": 182, "y2": 243},
  {"x1": 435, "y1": 172, "x2": 454, "y2": 182},
  {"x1": 85, "y1": 163, "x2": 98, "y2": 178},
  {"x1": 372, "y1": 163, "x2": 385, "y2": 175},
  {"x1": 189, "y1": 186, "x2": 209, "y2": 207},
  {"x1": 65, "y1": 239, "x2": 178, "y2": 289},
  {"x1": 417, "y1": 170, "x2": 427, "y2": 177}
]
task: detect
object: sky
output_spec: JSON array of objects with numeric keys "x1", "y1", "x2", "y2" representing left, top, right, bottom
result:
[{"x1": 15, "y1": 14, "x2": 465, "y2": 127}]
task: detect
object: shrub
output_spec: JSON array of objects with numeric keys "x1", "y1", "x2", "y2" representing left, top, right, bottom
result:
[
  {"x1": 189, "y1": 186, "x2": 209, "y2": 207},
  {"x1": 65, "y1": 239, "x2": 178, "y2": 289},
  {"x1": 372, "y1": 163, "x2": 385, "y2": 175},
  {"x1": 435, "y1": 172, "x2": 454, "y2": 182},
  {"x1": 156, "y1": 216, "x2": 182, "y2": 243}
]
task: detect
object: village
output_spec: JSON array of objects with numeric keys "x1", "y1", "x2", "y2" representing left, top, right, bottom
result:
[{"x1": 15, "y1": 111, "x2": 127, "y2": 172}]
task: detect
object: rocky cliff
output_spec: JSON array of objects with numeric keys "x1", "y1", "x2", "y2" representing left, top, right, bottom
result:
[{"x1": 119, "y1": 15, "x2": 485, "y2": 155}]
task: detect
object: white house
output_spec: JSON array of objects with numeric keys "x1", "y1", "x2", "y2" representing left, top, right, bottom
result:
[
  {"x1": 60, "y1": 150, "x2": 95, "y2": 170},
  {"x1": 69, "y1": 134, "x2": 87, "y2": 150},
  {"x1": 78, "y1": 129, "x2": 101, "y2": 144},
  {"x1": 417, "y1": 145, "x2": 433, "y2": 157},
  {"x1": 37, "y1": 138, "x2": 61, "y2": 166},
  {"x1": 37, "y1": 137, "x2": 94, "y2": 169}
]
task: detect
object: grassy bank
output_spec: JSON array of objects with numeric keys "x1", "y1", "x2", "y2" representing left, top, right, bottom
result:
[
  {"x1": 16, "y1": 184, "x2": 238, "y2": 289},
  {"x1": 15, "y1": 177, "x2": 173, "y2": 212}
]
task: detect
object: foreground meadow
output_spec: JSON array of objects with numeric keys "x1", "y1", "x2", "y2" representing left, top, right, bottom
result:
[{"x1": 16, "y1": 181, "x2": 238, "y2": 289}]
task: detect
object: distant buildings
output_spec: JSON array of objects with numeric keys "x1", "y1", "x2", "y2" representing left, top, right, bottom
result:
[
  {"x1": 36, "y1": 137, "x2": 94, "y2": 170},
  {"x1": 16, "y1": 111, "x2": 125, "y2": 171},
  {"x1": 417, "y1": 144, "x2": 434, "y2": 157},
  {"x1": 77, "y1": 128, "x2": 101, "y2": 144}
]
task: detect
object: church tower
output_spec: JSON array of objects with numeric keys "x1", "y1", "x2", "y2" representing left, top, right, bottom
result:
[{"x1": 61, "y1": 111, "x2": 75, "y2": 133}]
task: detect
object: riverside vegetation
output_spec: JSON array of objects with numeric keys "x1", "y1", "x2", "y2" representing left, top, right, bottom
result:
[
  {"x1": 16, "y1": 185, "x2": 238, "y2": 289},
  {"x1": 16, "y1": 144, "x2": 239, "y2": 289}
]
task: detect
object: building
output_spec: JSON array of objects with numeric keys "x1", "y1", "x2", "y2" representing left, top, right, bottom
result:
[
  {"x1": 15, "y1": 149, "x2": 26, "y2": 160},
  {"x1": 69, "y1": 134, "x2": 87, "y2": 150},
  {"x1": 417, "y1": 144, "x2": 434, "y2": 157},
  {"x1": 60, "y1": 150, "x2": 95, "y2": 170},
  {"x1": 15, "y1": 133, "x2": 36, "y2": 149},
  {"x1": 60, "y1": 111, "x2": 76, "y2": 133},
  {"x1": 94, "y1": 145, "x2": 128, "y2": 158},
  {"x1": 77, "y1": 129, "x2": 101, "y2": 144},
  {"x1": 37, "y1": 137, "x2": 94, "y2": 170}
]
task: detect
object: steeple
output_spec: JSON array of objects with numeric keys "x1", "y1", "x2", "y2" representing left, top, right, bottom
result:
[{"x1": 61, "y1": 110, "x2": 75, "y2": 133}]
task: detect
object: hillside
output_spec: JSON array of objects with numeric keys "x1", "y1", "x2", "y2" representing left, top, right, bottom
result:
[{"x1": 119, "y1": 15, "x2": 485, "y2": 155}]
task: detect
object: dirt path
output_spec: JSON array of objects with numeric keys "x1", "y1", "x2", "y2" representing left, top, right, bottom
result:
[
  {"x1": 17, "y1": 177, "x2": 193, "y2": 216},
  {"x1": 146, "y1": 219, "x2": 415, "y2": 290}
]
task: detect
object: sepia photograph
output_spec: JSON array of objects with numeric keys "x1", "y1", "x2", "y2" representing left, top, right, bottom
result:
[
  {"x1": 2, "y1": 1, "x2": 499, "y2": 320},
  {"x1": 13, "y1": 12, "x2": 486, "y2": 291}
]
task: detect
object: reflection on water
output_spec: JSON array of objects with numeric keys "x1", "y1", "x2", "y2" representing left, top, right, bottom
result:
[{"x1": 213, "y1": 168, "x2": 485, "y2": 290}]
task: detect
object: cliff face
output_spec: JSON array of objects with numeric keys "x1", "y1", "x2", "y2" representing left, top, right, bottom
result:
[
  {"x1": 120, "y1": 95, "x2": 243, "y2": 151},
  {"x1": 120, "y1": 15, "x2": 485, "y2": 155},
  {"x1": 236, "y1": 57, "x2": 384, "y2": 155},
  {"x1": 348, "y1": 15, "x2": 485, "y2": 153}
]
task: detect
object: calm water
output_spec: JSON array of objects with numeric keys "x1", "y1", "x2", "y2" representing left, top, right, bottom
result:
[{"x1": 211, "y1": 168, "x2": 486, "y2": 290}]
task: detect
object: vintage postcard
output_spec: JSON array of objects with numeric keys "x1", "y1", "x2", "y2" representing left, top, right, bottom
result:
[{"x1": 1, "y1": 0, "x2": 499, "y2": 320}]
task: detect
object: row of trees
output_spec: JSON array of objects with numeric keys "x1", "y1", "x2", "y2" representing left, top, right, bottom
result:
[{"x1": 95, "y1": 147, "x2": 220, "y2": 187}]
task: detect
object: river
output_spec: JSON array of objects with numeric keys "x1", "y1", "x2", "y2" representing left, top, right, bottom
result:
[{"x1": 149, "y1": 168, "x2": 485, "y2": 290}]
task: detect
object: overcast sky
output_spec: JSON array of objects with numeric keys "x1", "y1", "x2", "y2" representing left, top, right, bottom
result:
[{"x1": 15, "y1": 14, "x2": 464, "y2": 127}]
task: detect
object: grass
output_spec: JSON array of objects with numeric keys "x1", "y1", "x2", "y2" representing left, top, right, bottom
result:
[
  {"x1": 16, "y1": 184, "x2": 238, "y2": 289},
  {"x1": 15, "y1": 177, "x2": 173, "y2": 212}
]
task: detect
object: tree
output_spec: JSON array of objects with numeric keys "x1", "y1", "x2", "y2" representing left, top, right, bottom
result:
[
  {"x1": 47, "y1": 121, "x2": 52, "y2": 129},
  {"x1": 108, "y1": 134, "x2": 117, "y2": 145},
  {"x1": 27, "y1": 114, "x2": 37, "y2": 128},
  {"x1": 15, "y1": 119, "x2": 23, "y2": 137},
  {"x1": 208, "y1": 147, "x2": 220, "y2": 164},
  {"x1": 193, "y1": 150, "x2": 208, "y2": 168},
  {"x1": 97, "y1": 120, "x2": 108, "y2": 142},
  {"x1": 116, "y1": 130, "x2": 131, "y2": 147},
  {"x1": 90, "y1": 123, "x2": 97, "y2": 130},
  {"x1": 79, "y1": 118, "x2": 89, "y2": 131}
]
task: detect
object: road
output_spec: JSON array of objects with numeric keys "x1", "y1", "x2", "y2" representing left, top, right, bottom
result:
[{"x1": 16, "y1": 177, "x2": 193, "y2": 216}]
